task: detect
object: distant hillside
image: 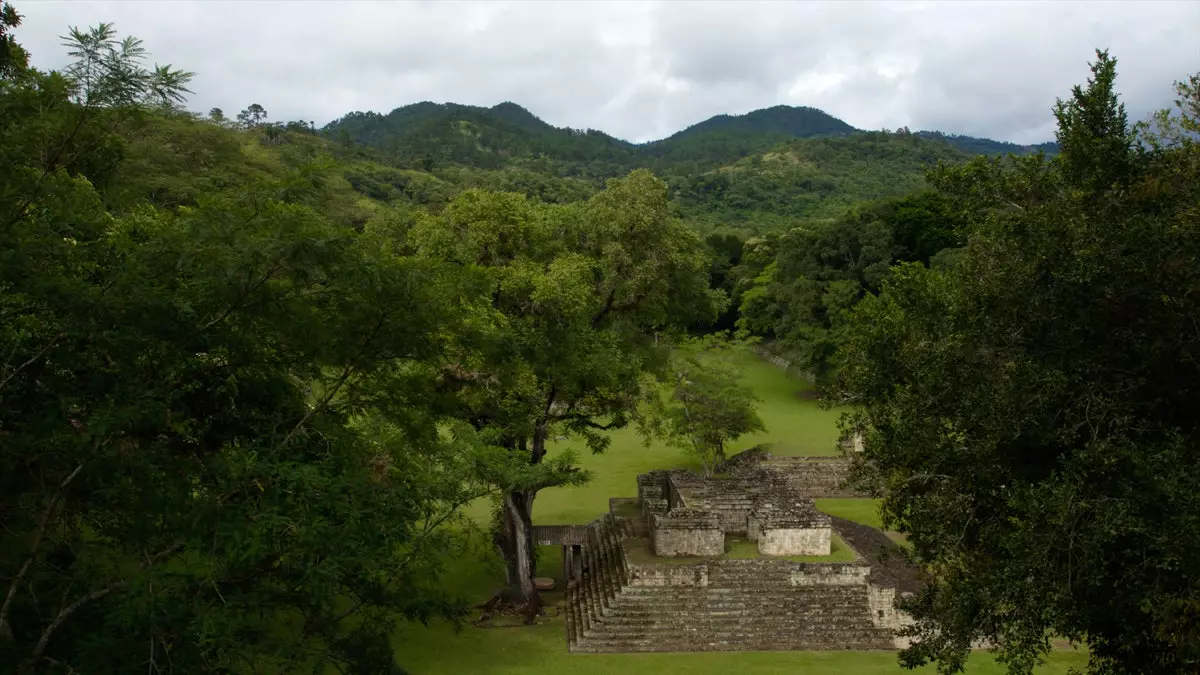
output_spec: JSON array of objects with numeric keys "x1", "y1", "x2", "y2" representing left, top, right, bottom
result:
[
  {"x1": 666, "y1": 105, "x2": 857, "y2": 140},
  {"x1": 324, "y1": 102, "x2": 637, "y2": 178},
  {"x1": 639, "y1": 106, "x2": 856, "y2": 171},
  {"x1": 671, "y1": 130, "x2": 972, "y2": 231},
  {"x1": 915, "y1": 130, "x2": 1059, "y2": 156},
  {"x1": 325, "y1": 101, "x2": 1054, "y2": 180}
]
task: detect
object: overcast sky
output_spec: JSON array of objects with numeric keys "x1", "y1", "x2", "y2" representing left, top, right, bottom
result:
[{"x1": 12, "y1": 1, "x2": 1200, "y2": 144}]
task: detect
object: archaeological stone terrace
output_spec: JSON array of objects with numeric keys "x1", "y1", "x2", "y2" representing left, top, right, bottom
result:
[{"x1": 534, "y1": 448, "x2": 922, "y2": 653}]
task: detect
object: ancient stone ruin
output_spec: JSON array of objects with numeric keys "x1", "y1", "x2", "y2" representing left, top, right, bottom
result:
[{"x1": 537, "y1": 448, "x2": 921, "y2": 653}]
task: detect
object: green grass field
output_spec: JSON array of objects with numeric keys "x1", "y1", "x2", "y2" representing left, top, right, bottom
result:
[
  {"x1": 530, "y1": 352, "x2": 846, "y2": 525},
  {"x1": 395, "y1": 352, "x2": 1087, "y2": 673}
]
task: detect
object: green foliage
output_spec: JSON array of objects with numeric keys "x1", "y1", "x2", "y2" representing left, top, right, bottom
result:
[
  {"x1": 0, "y1": 1, "x2": 27, "y2": 78},
  {"x1": 641, "y1": 334, "x2": 766, "y2": 476},
  {"x1": 671, "y1": 131, "x2": 970, "y2": 226},
  {"x1": 60, "y1": 23, "x2": 193, "y2": 108},
  {"x1": 0, "y1": 20, "x2": 495, "y2": 674},
  {"x1": 236, "y1": 102, "x2": 267, "y2": 128},
  {"x1": 736, "y1": 191, "x2": 965, "y2": 382},
  {"x1": 835, "y1": 53, "x2": 1200, "y2": 674},
  {"x1": 407, "y1": 169, "x2": 723, "y2": 601}
]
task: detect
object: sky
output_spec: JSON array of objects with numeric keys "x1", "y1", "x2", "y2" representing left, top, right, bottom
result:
[{"x1": 11, "y1": 0, "x2": 1200, "y2": 144}]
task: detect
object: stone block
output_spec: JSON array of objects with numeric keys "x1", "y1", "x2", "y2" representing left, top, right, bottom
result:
[
  {"x1": 757, "y1": 526, "x2": 831, "y2": 556},
  {"x1": 651, "y1": 511, "x2": 724, "y2": 557}
]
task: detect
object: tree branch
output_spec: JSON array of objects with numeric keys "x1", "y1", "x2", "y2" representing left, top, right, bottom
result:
[
  {"x1": 590, "y1": 288, "x2": 617, "y2": 328},
  {"x1": 17, "y1": 541, "x2": 183, "y2": 674},
  {"x1": 0, "y1": 463, "x2": 83, "y2": 639},
  {"x1": 19, "y1": 580, "x2": 127, "y2": 673},
  {"x1": 0, "y1": 332, "x2": 66, "y2": 393}
]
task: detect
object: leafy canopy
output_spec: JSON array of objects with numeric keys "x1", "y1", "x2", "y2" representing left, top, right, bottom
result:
[{"x1": 835, "y1": 52, "x2": 1200, "y2": 675}]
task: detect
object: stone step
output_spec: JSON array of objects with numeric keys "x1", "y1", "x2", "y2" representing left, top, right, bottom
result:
[
  {"x1": 584, "y1": 627, "x2": 889, "y2": 639},
  {"x1": 615, "y1": 587, "x2": 869, "y2": 599},
  {"x1": 596, "y1": 606, "x2": 879, "y2": 619},
  {"x1": 571, "y1": 636, "x2": 894, "y2": 653},
  {"x1": 583, "y1": 621, "x2": 884, "y2": 636}
]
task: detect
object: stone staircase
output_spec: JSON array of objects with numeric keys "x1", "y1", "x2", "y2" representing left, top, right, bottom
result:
[{"x1": 565, "y1": 512, "x2": 897, "y2": 653}]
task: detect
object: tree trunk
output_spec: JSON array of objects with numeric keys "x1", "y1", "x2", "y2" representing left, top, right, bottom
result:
[
  {"x1": 496, "y1": 423, "x2": 551, "y2": 606},
  {"x1": 503, "y1": 491, "x2": 538, "y2": 606}
]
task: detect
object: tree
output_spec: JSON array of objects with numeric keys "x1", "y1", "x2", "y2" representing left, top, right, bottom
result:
[
  {"x1": 60, "y1": 23, "x2": 193, "y2": 108},
  {"x1": 835, "y1": 52, "x2": 1200, "y2": 674},
  {"x1": 1, "y1": 19, "x2": 485, "y2": 673},
  {"x1": 736, "y1": 191, "x2": 964, "y2": 384},
  {"x1": 1, "y1": 1, "x2": 28, "y2": 79},
  {"x1": 642, "y1": 335, "x2": 765, "y2": 476},
  {"x1": 236, "y1": 102, "x2": 267, "y2": 128},
  {"x1": 409, "y1": 170, "x2": 722, "y2": 607},
  {"x1": 207, "y1": 106, "x2": 224, "y2": 122}
]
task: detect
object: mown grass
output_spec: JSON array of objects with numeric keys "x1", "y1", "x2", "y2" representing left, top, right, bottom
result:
[
  {"x1": 393, "y1": 620, "x2": 1087, "y2": 675},
  {"x1": 814, "y1": 498, "x2": 885, "y2": 530},
  {"x1": 530, "y1": 351, "x2": 846, "y2": 525}
]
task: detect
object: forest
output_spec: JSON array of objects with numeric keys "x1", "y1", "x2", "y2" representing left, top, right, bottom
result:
[{"x1": 2, "y1": 3, "x2": 1199, "y2": 674}]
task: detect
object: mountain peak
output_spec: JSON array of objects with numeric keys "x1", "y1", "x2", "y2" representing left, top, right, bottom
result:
[
  {"x1": 487, "y1": 101, "x2": 550, "y2": 132},
  {"x1": 659, "y1": 105, "x2": 856, "y2": 144}
]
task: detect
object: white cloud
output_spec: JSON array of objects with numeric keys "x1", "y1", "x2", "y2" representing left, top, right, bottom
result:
[{"x1": 12, "y1": 0, "x2": 1200, "y2": 144}]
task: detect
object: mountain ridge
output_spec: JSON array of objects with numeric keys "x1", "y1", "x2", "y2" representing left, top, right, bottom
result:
[{"x1": 324, "y1": 100, "x2": 1056, "y2": 155}]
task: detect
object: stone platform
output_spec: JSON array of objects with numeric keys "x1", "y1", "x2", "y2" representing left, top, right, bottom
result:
[{"x1": 555, "y1": 451, "x2": 920, "y2": 653}]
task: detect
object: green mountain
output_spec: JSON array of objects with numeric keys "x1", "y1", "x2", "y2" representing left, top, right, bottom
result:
[
  {"x1": 324, "y1": 102, "x2": 637, "y2": 177},
  {"x1": 663, "y1": 105, "x2": 857, "y2": 140},
  {"x1": 324, "y1": 101, "x2": 1056, "y2": 176},
  {"x1": 639, "y1": 105, "x2": 857, "y2": 171},
  {"x1": 320, "y1": 101, "x2": 1057, "y2": 233}
]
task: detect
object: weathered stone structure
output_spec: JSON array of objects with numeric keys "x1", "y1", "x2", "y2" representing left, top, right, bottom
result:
[
  {"x1": 637, "y1": 454, "x2": 837, "y2": 556},
  {"x1": 555, "y1": 449, "x2": 920, "y2": 653}
]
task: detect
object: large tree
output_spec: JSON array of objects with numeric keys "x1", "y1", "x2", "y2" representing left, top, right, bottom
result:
[
  {"x1": 835, "y1": 52, "x2": 1200, "y2": 674},
  {"x1": 410, "y1": 170, "x2": 722, "y2": 606},
  {"x1": 1, "y1": 20, "x2": 484, "y2": 673}
]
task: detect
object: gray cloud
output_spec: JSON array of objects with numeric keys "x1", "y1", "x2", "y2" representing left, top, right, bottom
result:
[{"x1": 12, "y1": 0, "x2": 1200, "y2": 144}]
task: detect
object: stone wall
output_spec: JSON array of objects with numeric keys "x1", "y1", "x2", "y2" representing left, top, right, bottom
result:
[
  {"x1": 757, "y1": 457, "x2": 863, "y2": 498},
  {"x1": 650, "y1": 510, "x2": 724, "y2": 557},
  {"x1": 789, "y1": 563, "x2": 872, "y2": 586},
  {"x1": 866, "y1": 584, "x2": 914, "y2": 648},
  {"x1": 624, "y1": 558, "x2": 877, "y2": 590},
  {"x1": 758, "y1": 526, "x2": 831, "y2": 556},
  {"x1": 652, "y1": 527, "x2": 724, "y2": 557},
  {"x1": 627, "y1": 564, "x2": 709, "y2": 587}
]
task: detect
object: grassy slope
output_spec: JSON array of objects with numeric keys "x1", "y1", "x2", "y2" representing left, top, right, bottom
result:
[{"x1": 395, "y1": 352, "x2": 1087, "y2": 673}]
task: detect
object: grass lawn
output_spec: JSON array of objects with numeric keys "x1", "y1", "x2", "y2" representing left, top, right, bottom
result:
[
  {"x1": 393, "y1": 620, "x2": 1087, "y2": 674},
  {"x1": 530, "y1": 351, "x2": 847, "y2": 525},
  {"x1": 395, "y1": 352, "x2": 1086, "y2": 673},
  {"x1": 815, "y1": 498, "x2": 885, "y2": 530}
]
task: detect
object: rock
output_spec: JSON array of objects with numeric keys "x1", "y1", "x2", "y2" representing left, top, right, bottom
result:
[{"x1": 534, "y1": 577, "x2": 555, "y2": 591}]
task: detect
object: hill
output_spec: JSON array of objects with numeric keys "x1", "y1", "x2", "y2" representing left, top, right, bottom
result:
[
  {"x1": 323, "y1": 101, "x2": 1055, "y2": 179},
  {"x1": 670, "y1": 130, "x2": 972, "y2": 231},
  {"x1": 318, "y1": 103, "x2": 989, "y2": 232},
  {"x1": 639, "y1": 105, "x2": 857, "y2": 171},
  {"x1": 325, "y1": 102, "x2": 637, "y2": 178}
]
